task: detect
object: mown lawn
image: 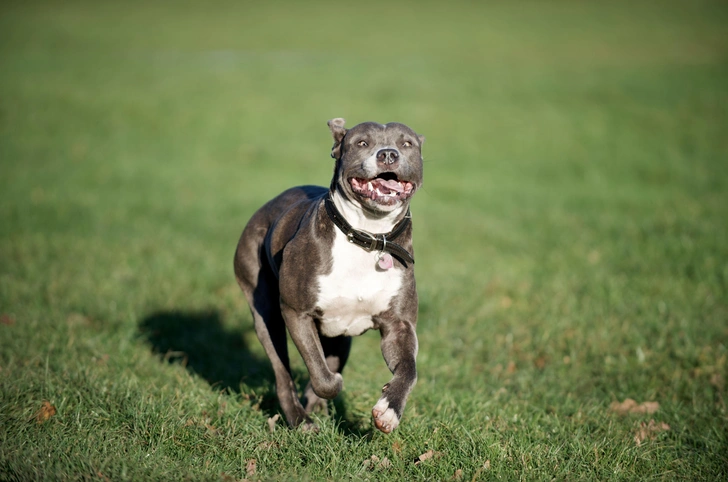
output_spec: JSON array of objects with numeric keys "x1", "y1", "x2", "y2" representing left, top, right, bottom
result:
[{"x1": 1, "y1": 0, "x2": 727, "y2": 480}]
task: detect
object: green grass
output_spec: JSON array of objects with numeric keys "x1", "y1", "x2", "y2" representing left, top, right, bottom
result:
[{"x1": 1, "y1": 0, "x2": 727, "y2": 479}]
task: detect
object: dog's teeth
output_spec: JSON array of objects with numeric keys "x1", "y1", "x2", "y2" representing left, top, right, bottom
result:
[{"x1": 367, "y1": 182, "x2": 373, "y2": 191}]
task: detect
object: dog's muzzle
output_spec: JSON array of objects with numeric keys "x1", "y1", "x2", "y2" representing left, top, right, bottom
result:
[{"x1": 377, "y1": 149, "x2": 399, "y2": 166}]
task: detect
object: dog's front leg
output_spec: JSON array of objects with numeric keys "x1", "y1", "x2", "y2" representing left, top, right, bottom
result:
[
  {"x1": 373, "y1": 320, "x2": 418, "y2": 433},
  {"x1": 281, "y1": 303, "x2": 344, "y2": 400}
]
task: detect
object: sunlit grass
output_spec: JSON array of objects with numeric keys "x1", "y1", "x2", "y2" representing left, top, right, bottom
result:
[{"x1": 1, "y1": 0, "x2": 727, "y2": 480}]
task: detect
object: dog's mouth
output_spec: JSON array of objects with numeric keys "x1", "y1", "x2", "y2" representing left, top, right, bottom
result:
[{"x1": 349, "y1": 172, "x2": 415, "y2": 206}]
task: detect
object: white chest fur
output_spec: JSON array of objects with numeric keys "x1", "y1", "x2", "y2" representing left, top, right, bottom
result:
[{"x1": 315, "y1": 228, "x2": 403, "y2": 337}]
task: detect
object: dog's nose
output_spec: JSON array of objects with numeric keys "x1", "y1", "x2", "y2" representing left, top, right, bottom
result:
[{"x1": 376, "y1": 149, "x2": 399, "y2": 166}]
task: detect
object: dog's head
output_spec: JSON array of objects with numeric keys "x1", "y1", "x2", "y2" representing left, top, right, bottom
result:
[{"x1": 328, "y1": 118, "x2": 424, "y2": 214}]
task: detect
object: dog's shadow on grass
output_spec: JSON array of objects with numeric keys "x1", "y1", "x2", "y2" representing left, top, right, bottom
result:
[
  {"x1": 139, "y1": 310, "x2": 277, "y2": 411},
  {"x1": 138, "y1": 310, "x2": 371, "y2": 438}
]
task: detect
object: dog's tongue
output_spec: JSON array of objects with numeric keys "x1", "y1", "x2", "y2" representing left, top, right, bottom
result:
[{"x1": 377, "y1": 178, "x2": 404, "y2": 193}]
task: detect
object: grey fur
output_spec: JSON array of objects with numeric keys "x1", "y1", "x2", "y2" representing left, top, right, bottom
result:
[{"x1": 234, "y1": 119, "x2": 424, "y2": 432}]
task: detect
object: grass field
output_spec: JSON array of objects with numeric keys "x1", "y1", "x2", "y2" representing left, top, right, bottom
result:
[{"x1": 1, "y1": 0, "x2": 727, "y2": 480}]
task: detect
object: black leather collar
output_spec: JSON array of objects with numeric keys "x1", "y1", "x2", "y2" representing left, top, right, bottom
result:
[{"x1": 324, "y1": 194, "x2": 415, "y2": 267}]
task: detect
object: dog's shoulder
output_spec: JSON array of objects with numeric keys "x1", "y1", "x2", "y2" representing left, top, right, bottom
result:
[
  {"x1": 265, "y1": 185, "x2": 327, "y2": 218},
  {"x1": 271, "y1": 187, "x2": 337, "y2": 310}
]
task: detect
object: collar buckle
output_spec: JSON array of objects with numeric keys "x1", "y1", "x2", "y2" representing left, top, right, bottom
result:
[{"x1": 355, "y1": 230, "x2": 378, "y2": 251}]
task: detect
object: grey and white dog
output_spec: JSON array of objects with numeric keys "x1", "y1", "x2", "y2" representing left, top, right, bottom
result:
[{"x1": 234, "y1": 118, "x2": 424, "y2": 433}]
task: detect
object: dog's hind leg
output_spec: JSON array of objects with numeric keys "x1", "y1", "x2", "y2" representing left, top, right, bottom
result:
[
  {"x1": 303, "y1": 335, "x2": 352, "y2": 414},
  {"x1": 252, "y1": 305, "x2": 311, "y2": 428},
  {"x1": 235, "y1": 232, "x2": 311, "y2": 429}
]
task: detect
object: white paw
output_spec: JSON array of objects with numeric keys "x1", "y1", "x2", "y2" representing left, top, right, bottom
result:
[{"x1": 372, "y1": 397, "x2": 399, "y2": 433}]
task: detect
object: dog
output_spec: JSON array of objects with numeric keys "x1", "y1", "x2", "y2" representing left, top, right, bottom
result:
[{"x1": 234, "y1": 118, "x2": 424, "y2": 433}]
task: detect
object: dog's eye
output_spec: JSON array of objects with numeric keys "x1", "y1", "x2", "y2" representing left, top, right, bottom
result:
[
  {"x1": 402, "y1": 141, "x2": 412, "y2": 148},
  {"x1": 357, "y1": 140, "x2": 368, "y2": 147}
]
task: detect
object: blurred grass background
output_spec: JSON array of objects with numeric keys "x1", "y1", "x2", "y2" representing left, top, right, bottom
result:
[{"x1": 1, "y1": 0, "x2": 727, "y2": 480}]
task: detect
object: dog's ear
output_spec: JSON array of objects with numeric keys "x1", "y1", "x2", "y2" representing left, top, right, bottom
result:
[
  {"x1": 417, "y1": 134, "x2": 425, "y2": 146},
  {"x1": 327, "y1": 118, "x2": 347, "y2": 159}
]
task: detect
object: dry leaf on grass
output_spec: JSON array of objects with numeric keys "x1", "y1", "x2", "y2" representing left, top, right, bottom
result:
[
  {"x1": 414, "y1": 449, "x2": 440, "y2": 465},
  {"x1": 362, "y1": 455, "x2": 391, "y2": 471},
  {"x1": 469, "y1": 460, "x2": 492, "y2": 480},
  {"x1": 66, "y1": 312, "x2": 92, "y2": 327},
  {"x1": 246, "y1": 459, "x2": 256, "y2": 476},
  {"x1": 256, "y1": 441, "x2": 278, "y2": 450},
  {"x1": 416, "y1": 449, "x2": 434, "y2": 464},
  {"x1": 452, "y1": 468, "x2": 463, "y2": 480},
  {"x1": 219, "y1": 473, "x2": 237, "y2": 482},
  {"x1": 710, "y1": 373, "x2": 724, "y2": 391},
  {"x1": 392, "y1": 441, "x2": 402, "y2": 454},
  {"x1": 634, "y1": 419, "x2": 670, "y2": 446},
  {"x1": 609, "y1": 398, "x2": 659, "y2": 415},
  {"x1": 94, "y1": 354, "x2": 110, "y2": 365},
  {"x1": 267, "y1": 414, "x2": 279, "y2": 433},
  {"x1": 34, "y1": 400, "x2": 56, "y2": 424}
]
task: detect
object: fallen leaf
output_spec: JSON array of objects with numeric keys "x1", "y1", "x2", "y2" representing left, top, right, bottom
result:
[
  {"x1": 66, "y1": 312, "x2": 96, "y2": 327},
  {"x1": 414, "y1": 449, "x2": 435, "y2": 465},
  {"x1": 452, "y1": 468, "x2": 463, "y2": 480},
  {"x1": 634, "y1": 419, "x2": 670, "y2": 446},
  {"x1": 484, "y1": 460, "x2": 491, "y2": 470},
  {"x1": 1, "y1": 314, "x2": 15, "y2": 325},
  {"x1": 267, "y1": 414, "x2": 280, "y2": 433},
  {"x1": 34, "y1": 400, "x2": 56, "y2": 424},
  {"x1": 392, "y1": 441, "x2": 402, "y2": 454},
  {"x1": 94, "y1": 354, "x2": 110, "y2": 365},
  {"x1": 506, "y1": 361, "x2": 517, "y2": 374},
  {"x1": 246, "y1": 459, "x2": 256, "y2": 476},
  {"x1": 609, "y1": 398, "x2": 659, "y2": 415},
  {"x1": 362, "y1": 455, "x2": 390, "y2": 471},
  {"x1": 710, "y1": 373, "x2": 724, "y2": 391},
  {"x1": 256, "y1": 441, "x2": 278, "y2": 450}
]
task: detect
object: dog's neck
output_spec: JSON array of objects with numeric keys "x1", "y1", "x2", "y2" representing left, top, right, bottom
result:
[{"x1": 331, "y1": 190, "x2": 408, "y2": 234}]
